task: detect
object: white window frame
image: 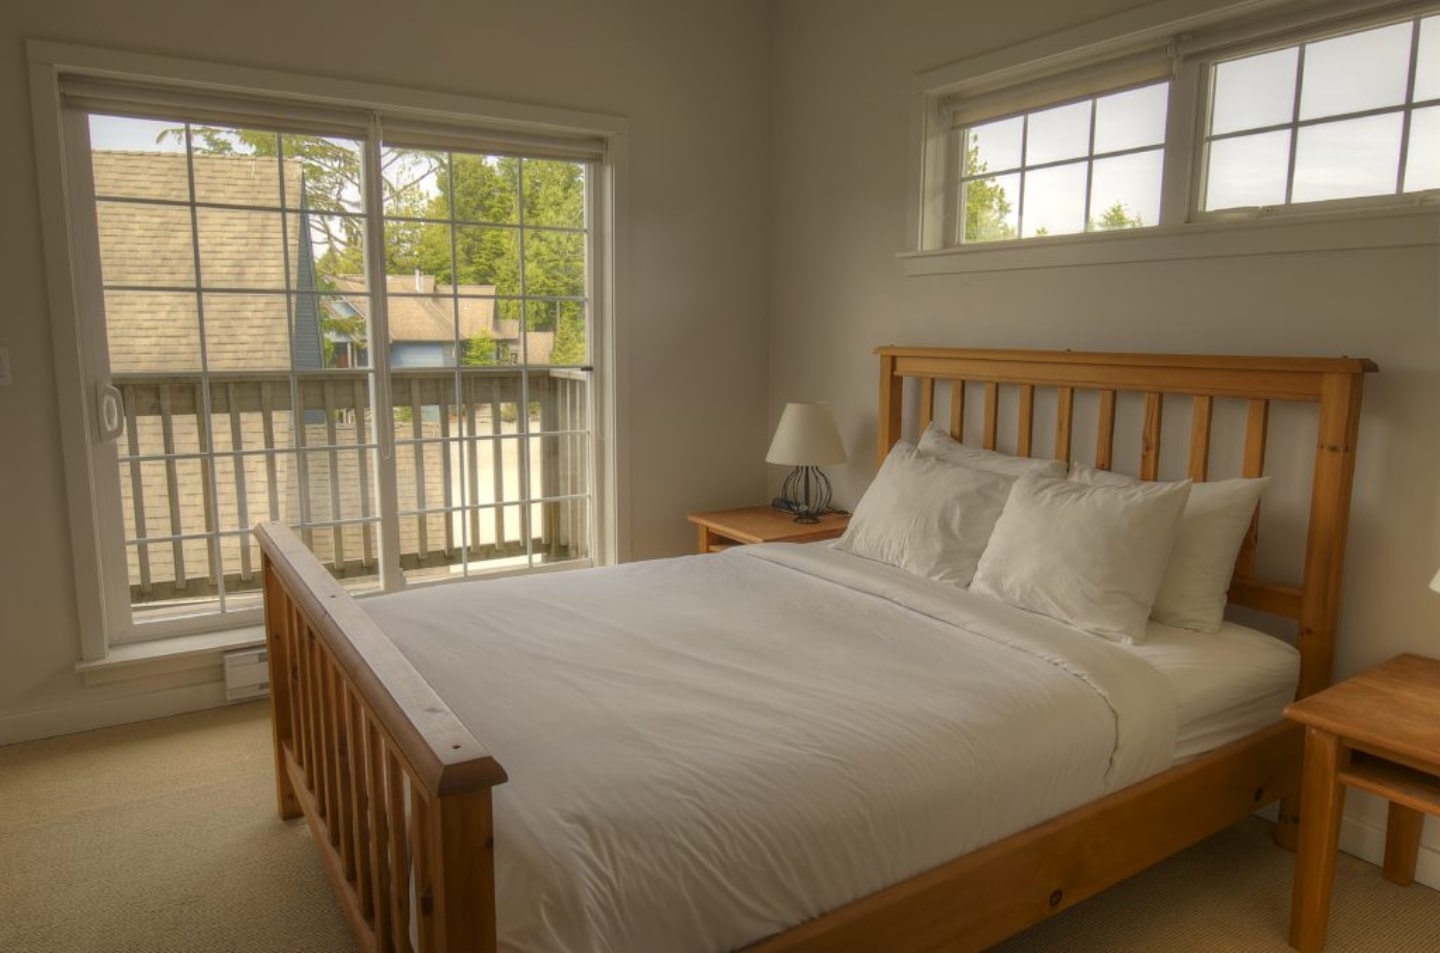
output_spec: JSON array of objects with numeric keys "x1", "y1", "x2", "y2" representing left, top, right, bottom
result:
[
  {"x1": 27, "y1": 41, "x2": 630, "y2": 663},
  {"x1": 904, "y1": 0, "x2": 1440, "y2": 276}
]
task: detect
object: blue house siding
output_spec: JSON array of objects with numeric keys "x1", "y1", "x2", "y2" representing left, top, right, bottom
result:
[{"x1": 391, "y1": 342, "x2": 451, "y2": 368}]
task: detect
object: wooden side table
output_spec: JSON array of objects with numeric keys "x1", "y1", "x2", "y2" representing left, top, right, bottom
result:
[
  {"x1": 687, "y1": 506, "x2": 850, "y2": 554},
  {"x1": 1284, "y1": 653, "x2": 1440, "y2": 952}
]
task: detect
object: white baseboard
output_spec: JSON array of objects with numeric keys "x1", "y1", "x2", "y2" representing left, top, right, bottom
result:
[
  {"x1": 1340, "y1": 805, "x2": 1440, "y2": 891},
  {"x1": 0, "y1": 681, "x2": 230, "y2": 746}
]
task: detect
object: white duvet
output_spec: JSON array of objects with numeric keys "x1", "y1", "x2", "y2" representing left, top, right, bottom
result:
[{"x1": 363, "y1": 543, "x2": 1178, "y2": 953}]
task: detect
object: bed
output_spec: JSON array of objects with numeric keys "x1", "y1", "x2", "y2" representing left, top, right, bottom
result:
[{"x1": 256, "y1": 346, "x2": 1375, "y2": 953}]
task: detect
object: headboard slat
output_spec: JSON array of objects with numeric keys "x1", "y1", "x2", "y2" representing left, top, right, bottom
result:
[
  {"x1": 1096, "y1": 390, "x2": 1117, "y2": 471},
  {"x1": 1055, "y1": 387, "x2": 1074, "y2": 464},
  {"x1": 982, "y1": 383, "x2": 999, "y2": 451},
  {"x1": 1235, "y1": 399, "x2": 1271, "y2": 578},
  {"x1": 874, "y1": 346, "x2": 1374, "y2": 698},
  {"x1": 948, "y1": 381, "x2": 965, "y2": 442},
  {"x1": 1140, "y1": 392, "x2": 1162, "y2": 481},
  {"x1": 1017, "y1": 385, "x2": 1035, "y2": 458},
  {"x1": 919, "y1": 378, "x2": 936, "y2": 431},
  {"x1": 1188, "y1": 396, "x2": 1213, "y2": 482}
]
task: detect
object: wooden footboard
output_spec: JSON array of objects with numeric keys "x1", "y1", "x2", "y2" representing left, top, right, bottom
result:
[{"x1": 258, "y1": 523, "x2": 507, "y2": 953}]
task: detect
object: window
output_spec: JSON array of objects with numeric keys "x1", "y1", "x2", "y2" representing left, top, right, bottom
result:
[
  {"x1": 1202, "y1": 15, "x2": 1440, "y2": 210},
  {"x1": 29, "y1": 45, "x2": 622, "y2": 653},
  {"x1": 960, "y1": 81, "x2": 1169, "y2": 242},
  {"x1": 924, "y1": 3, "x2": 1440, "y2": 252}
]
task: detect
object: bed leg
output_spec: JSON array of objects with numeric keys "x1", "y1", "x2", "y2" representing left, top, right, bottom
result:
[
  {"x1": 1275, "y1": 792, "x2": 1301, "y2": 851},
  {"x1": 430, "y1": 788, "x2": 498, "y2": 952}
]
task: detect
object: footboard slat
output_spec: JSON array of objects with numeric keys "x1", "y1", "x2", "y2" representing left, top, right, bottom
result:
[
  {"x1": 367, "y1": 715, "x2": 396, "y2": 953},
  {"x1": 345, "y1": 688, "x2": 373, "y2": 914},
  {"x1": 386, "y1": 749, "x2": 412, "y2": 953},
  {"x1": 258, "y1": 523, "x2": 506, "y2": 953}
]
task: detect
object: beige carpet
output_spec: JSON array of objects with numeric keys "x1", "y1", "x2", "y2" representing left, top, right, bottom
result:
[{"x1": 2, "y1": 704, "x2": 1437, "y2": 952}]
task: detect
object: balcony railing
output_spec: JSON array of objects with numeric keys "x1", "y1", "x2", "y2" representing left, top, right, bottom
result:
[{"x1": 115, "y1": 367, "x2": 589, "y2": 613}]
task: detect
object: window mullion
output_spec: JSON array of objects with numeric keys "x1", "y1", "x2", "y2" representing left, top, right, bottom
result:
[
  {"x1": 1283, "y1": 45, "x2": 1306, "y2": 206},
  {"x1": 180, "y1": 124, "x2": 228, "y2": 616},
  {"x1": 516, "y1": 159, "x2": 535, "y2": 570},
  {"x1": 1164, "y1": 58, "x2": 1204, "y2": 224},
  {"x1": 1017, "y1": 117, "x2": 1029, "y2": 238},
  {"x1": 360, "y1": 120, "x2": 405, "y2": 592},
  {"x1": 1082, "y1": 102, "x2": 1097, "y2": 231},
  {"x1": 1397, "y1": 17, "x2": 1423, "y2": 193}
]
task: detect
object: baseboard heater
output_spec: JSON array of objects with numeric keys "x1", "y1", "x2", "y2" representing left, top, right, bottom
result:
[{"x1": 224, "y1": 648, "x2": 270, "y2": 702}]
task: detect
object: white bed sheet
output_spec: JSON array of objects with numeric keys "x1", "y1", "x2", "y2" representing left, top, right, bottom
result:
[
  {"x1": 1126, "y1": 619, "x2": 1299, "y2": 763},
  {"x1": 364, "y1": 542, "x2": 1178, "y2": 953}
]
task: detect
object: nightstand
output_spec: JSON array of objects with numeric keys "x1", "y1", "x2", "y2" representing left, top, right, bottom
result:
[
  {"x1": 687, "y1": 505, "x2": 850, "y2": 554},
  {"x1": 1285, "y1": 653, "x2": 1440, "y2": 952}
]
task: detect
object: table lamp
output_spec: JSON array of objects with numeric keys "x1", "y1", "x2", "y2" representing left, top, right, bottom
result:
[{"x1": 766, "y1": 401, "x2": 847, "y2": 523}]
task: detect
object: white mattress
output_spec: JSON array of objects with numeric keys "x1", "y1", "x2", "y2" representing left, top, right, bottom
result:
[
  {"x1": 1125, "y1": 619, "x2": 1299, "y2": 763},
  {"x1": 361, "y1": 542, "x2": 1290, "y2": 952}
]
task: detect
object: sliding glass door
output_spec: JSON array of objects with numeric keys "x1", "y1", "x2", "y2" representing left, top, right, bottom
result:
[{"x1": 73, "y1": 107, "x2": 597, "y2": 641}]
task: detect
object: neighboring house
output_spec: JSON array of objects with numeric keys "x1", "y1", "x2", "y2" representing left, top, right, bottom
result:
[{"x1": 328, "y1": 273, "x2": 554, "y2": 368}]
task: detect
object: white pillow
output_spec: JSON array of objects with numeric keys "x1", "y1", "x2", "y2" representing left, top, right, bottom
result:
[
  {"x1": 1068, "y1": 463, "x2": 1269, "y2": 633},
  {"x1": 971, "y1": 471, "x2": 1191, "y2": 644},
  {"x1": 917, "y1": 424, "x2": 1067, "y2": 479},
  {"x1": 835, "y1": 441, "x2": 1018, "y2": 587}
]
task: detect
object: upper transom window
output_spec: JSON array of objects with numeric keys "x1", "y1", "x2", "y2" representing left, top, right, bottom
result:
[
  {"x1": 923, "y1": 3, "x2": 1440, "y2": 253},
  {"x1": 1202, "y1": 14, "x2": 1440, "y2": 210},
  {"x1": 960, "y1": 80, "x2": 1169, "y2": 243}
]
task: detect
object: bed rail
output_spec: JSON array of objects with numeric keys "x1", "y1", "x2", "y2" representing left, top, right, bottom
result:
[{"x1": 257, "y1": 522, "x2": 507, "y2": 953}]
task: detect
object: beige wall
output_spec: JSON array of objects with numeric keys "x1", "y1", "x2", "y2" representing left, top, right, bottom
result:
[
  {"x1": 768, "y1": 0, "x2": 1440, "y2": 874},
  {"x1": 0, "y1": 0, "x2": 773, "y2": 738}
]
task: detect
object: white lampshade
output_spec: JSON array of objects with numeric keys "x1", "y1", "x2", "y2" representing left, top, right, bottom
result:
[
  {"x1": 766, "y1": 402, "x2": 847, "y2": 466},
  {"x1": 1430, "y1": 567, "x2": 1440, "y2": 594}
]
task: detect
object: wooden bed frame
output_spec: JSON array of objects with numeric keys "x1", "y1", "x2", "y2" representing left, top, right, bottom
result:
[{"x1": 256, "y1": 346, "x2": 1375, "y2": 953}]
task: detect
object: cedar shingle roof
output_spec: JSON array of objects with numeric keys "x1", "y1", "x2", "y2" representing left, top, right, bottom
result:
[
  {"x1": 91, "y1": 151, "x2": 552, "y2": 368},
  {"x1": 92, "y1": 151, "x2": 302, "y2": 373}
]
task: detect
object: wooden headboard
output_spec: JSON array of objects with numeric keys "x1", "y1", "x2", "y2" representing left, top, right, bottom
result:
[{"x1": 875, "y1": 347, "x2": 1376, "y2": 700}]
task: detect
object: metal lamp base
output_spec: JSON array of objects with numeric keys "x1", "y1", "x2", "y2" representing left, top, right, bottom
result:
[{"x1": 780, "y1": 466, "x2": 832, "y2": 523}]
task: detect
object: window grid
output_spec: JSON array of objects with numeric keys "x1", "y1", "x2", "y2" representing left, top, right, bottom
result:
[
  {"x1": 935, "y1": 8, "x2": 1440, "y2": 251},
  {"x1": 88, "y1": 115, "x2": 595, "y2": 634},
  {"x1": 380, "y1": 146, "x2": 591, "y2": 581},
  {"x1": 1202, "y1": 14, "x2": 1439, "y2": 212},
  {"x1": 956, "y1": 80, "x2": 1169, "y2": 243}
]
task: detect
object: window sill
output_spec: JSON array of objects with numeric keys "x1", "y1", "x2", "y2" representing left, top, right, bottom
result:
[
  {"x1": 898, "y1": 205, "x2": 1440, "y2": 276},
  {"x1": 75, "y1": 626, "x2": 265, "y2": 686}
]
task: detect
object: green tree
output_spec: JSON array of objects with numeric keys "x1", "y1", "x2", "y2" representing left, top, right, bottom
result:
[
  {"x1": 549, "y1": 308, "x2": 586, "y2": 366},
  {"x1": 1090, "y1": 200, "x2": 1144, "y2": 231},
  {"x1": 459, "y1": 326, "x2": 499, "y2": 366},
  {"x1": 963, "y1": 134, "x2": 1017, "y2": 243},
  {"x1": 168, "y1": 126, "x2": 441, "y2": 276}
]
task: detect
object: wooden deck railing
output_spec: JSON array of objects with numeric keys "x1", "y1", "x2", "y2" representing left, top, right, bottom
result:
[{"x1": 116, "y1": 367, "x2": 589, "y2": 606}]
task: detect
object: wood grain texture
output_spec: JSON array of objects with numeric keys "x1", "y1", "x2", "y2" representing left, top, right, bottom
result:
[
  {"x1": 1290, "y1": 728, "x2": 1348, "y2": 953},
  {"x1": 949, "y1": 380, "x2": 965, "y2": 441},
  {"x1": 983, "y1": 382, "x2": 999, "y2": 450},
  {"x1": 1016, "y1": 384, "x2": 1035, "y2": 457},
  {"x1": 688, "y1": 507, "x2": 850, "y2": 551},
  {"x1": 1188, "y1": 395, "x2": 1211, "y2": 482},
  {"x1": 747, "y1": 723, "x2": 1302, "y2": 953},
  {"x1": 1054, "y1": 387, "x2": 1073, "y2": 463},
  {"x1": 1285, "y1": 654, "x2": 1440, "y2": 949},
  {"x1": 1140, "y1": 392, "x2": 1162, "y2": 481}
]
